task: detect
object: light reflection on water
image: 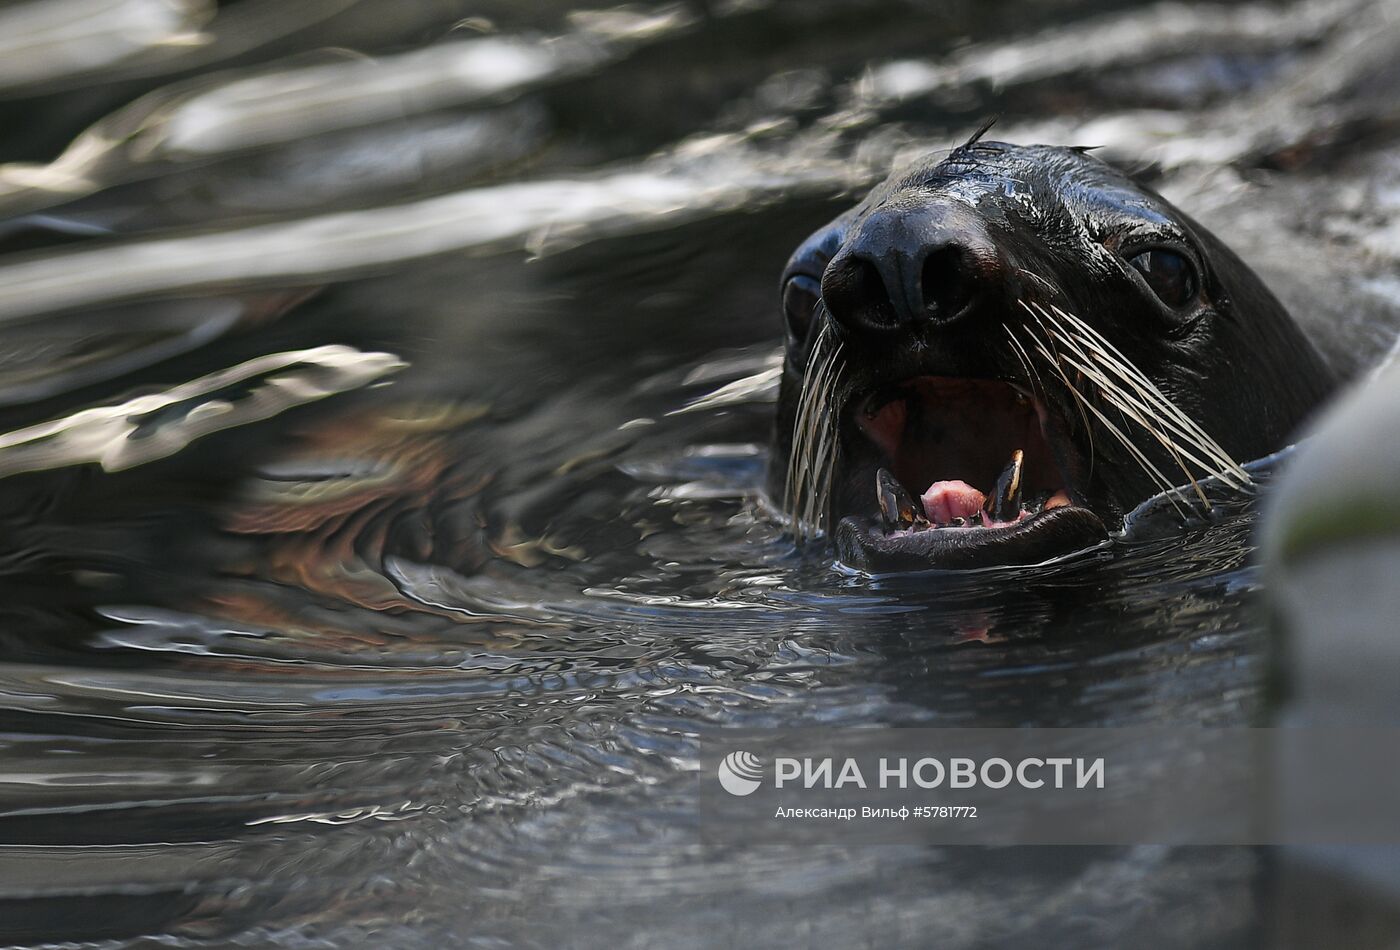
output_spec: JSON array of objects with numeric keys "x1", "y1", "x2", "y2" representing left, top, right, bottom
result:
[{"x1": 0, "y1": 0, "x2": 1396, "y2": 946}]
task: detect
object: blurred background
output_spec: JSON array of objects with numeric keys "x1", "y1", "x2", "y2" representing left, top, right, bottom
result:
[{"x1": 0, "y1": 0, "x2": 1397, "y2": 946}]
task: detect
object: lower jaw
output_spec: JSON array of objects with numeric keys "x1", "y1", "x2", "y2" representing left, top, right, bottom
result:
[{"x1": 834, "y1": 506, "x2": 1109, "y2": 572}]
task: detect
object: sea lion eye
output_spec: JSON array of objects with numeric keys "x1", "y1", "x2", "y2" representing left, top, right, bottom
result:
[
  {"x1": 782, "y1": 273, "x2": 822, "y2": 339},
  {"x1": 1128, "y1": 249, "x2": 1196, "y2": 309}
]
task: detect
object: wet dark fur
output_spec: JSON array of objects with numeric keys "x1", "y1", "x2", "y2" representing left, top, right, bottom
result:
[{"x1": 769, "y1": 141, "x2": 1336, "y2": 569}]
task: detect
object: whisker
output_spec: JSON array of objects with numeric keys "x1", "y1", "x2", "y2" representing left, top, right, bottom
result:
[
  {"x1": 789, "y1": 329, "x2": 834, "y2": 508},
  {"x1": 1046, "y1": 304, "x2": 1251, "y2": 485},
  {"x1": 1050, "y1": 328, "x2": 1238, "y2": 485},
  {"x1": 783, "y1": 333, "x2": 821, "y2": 537},
  {"x1": 807, "y1": 354, "x2": 843, "y2": 538},
  {"x1": 815, "y1": 345, "x2": 847, "y2": 536},
  {"x1": 1007, "y1": 320, "x2": 1095, "y2": 480},
  {"x1": 1039, "y1": 323, "x2": 1240, "y2": 497},
  {"x1": 1027, "y1": 304, "x2": 1209, "y2": 508},
  {"x1": 1025, "y1": 329, "x2": 1189, "y2": 514},
  {"x1": 1003, "y1": 326, "x2": 1039, "y2": 394},
  {"x1": 783, "y1": 322, "x2": 844, "y2": 543},
  {"x1": 1046, "y1": 342, "x2": 1215, "y2": 506},
  {"x1": 1023, "y1": 300, "x2": 1252, "y2": 511}
]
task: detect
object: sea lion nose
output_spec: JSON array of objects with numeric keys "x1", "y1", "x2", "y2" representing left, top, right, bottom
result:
[{"x1": 820, "y1": 202, "x2": 1003, "y2": 335}]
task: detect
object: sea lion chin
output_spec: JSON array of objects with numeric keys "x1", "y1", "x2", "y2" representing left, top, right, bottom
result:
[{"x1": 768, "y1": 136, "x2": 1337, "y2": 572}]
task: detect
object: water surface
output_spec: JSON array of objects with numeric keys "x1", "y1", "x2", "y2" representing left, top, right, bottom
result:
[{"x1": 0, "y1": 0, "x2": 1397, "y2": 946}]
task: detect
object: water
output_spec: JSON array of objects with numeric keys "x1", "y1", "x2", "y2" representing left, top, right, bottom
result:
[{"x1": 0, "y1": 1, "x2": 1397, "y2": 946}]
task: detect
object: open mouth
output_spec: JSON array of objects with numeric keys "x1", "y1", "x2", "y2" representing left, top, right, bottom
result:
[{"x1": 834, "y1": 377, "x2": 1109, "y2": 570}]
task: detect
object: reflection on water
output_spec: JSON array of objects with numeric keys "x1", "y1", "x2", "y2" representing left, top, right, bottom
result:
[{"x1": 0, "y1": 0, "x2": 1397, "y2": 946}]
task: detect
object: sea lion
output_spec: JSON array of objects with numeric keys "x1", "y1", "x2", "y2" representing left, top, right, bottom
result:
[{"x1": 769, "y1": 134, "x2": 1336, "y2": 571}]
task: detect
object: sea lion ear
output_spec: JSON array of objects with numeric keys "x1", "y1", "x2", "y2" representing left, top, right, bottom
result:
[{"x1": 779, "y1": 211, "x2": 852, "y2": 343}]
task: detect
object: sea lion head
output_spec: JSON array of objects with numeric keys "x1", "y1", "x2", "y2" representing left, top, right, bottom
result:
[{"x1": 770, "y1": 138, "x2": 1336, "y2": 571}]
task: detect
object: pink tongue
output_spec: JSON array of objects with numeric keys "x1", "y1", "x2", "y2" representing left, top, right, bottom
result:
[{"x1": 921, "y1": 480, "x2": 987, "y2": 525}]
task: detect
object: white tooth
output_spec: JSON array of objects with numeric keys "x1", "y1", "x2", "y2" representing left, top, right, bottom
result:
[
  {"x1": 983, "y1": 448, "x2": 1024, "y2": 522},
  {"x1": 876, "y1": 467, "x2": 924, "y2": 529}
]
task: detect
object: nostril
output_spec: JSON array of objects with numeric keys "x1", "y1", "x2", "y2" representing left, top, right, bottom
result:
[
  {"x1": 920, "y1": 246, "x2": 974, "y2": 321},
  {"x1": 823, "y1": 255, "x2": 897, "y2": 331},
  {"x1": 847, "y1": 258, "x2": 893, "y2": 321}
]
